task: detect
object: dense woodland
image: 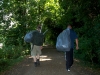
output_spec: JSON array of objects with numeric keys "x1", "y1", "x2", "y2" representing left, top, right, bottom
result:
[{"x1": 0, "y1": 0, "x2": 100, "y2": 72}]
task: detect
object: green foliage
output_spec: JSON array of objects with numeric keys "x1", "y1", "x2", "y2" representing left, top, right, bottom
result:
[
  {"x1": 0, "y1": 57, "x2": 24, "y2": 72},
  {"x1": 0, "y1": 46, "x2": 25, "y2": 72},
  {"x1": 74, "y1": 10, "x2": 100, "y2": 66},
  {"x1": 0, "y1": 0, "x2": 100, "y2": 71},
  {"x1": 0, "y1": 59, "x2": 11, "y2": 71}
]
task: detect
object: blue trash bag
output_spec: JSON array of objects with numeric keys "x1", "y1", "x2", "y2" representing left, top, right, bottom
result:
[
  {"x1": 24, "y1": 29, "x2": 48, "y2": 45},
  {"x1": 24, "y1": 30, "x2": 35, "y2": 43},
  {"x1": 56, "y1": 28, "x2": 71, "y2": 51}
]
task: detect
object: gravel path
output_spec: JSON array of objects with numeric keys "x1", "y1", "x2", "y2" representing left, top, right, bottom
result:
[{"x1": 0, "y1": 46, "x2": 99, "y2": 75}]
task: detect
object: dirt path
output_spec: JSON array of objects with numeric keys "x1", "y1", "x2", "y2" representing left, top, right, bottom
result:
[{"x1": 1, "y1": 46, "x2": 100, "y2": 75}]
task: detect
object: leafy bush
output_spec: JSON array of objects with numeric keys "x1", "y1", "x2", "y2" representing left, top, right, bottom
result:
[
  {"x1": 0, "y1": 45, "x2": 27, "y2": 72},
  {"x1": 0, "y1": 59, "x2": 11, "y2": 71}
]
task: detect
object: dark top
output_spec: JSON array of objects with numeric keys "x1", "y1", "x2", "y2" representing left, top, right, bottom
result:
[
  {"x1": 32, "y1": 30, "x2": 44, "y2": 46},
  {"x1": 70, "y1": 29, "x2": 78, "y2": 48}
]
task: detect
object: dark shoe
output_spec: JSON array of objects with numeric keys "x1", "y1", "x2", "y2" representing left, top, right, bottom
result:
[
  {"x1": 34, "y1": 62, "x2": 37, "y2": 67},
  {"x1": 37, "y1": 59, "x2": 40, "y2": 66}
]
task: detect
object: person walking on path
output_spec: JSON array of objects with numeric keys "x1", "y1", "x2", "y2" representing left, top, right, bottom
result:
[
  {"x1": 31, "y1": 26, "x2": 43, "y2": 67},
  {"x1": 66, "y1": 24, "x2": 79, "y2": 71}
]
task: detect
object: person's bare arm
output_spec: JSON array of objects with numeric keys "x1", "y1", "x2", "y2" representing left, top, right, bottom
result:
[{"x1": 75, "y1": 39, "x2": 79, "y2": 50}]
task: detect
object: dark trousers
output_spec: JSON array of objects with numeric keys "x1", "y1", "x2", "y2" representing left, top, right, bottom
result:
[{"x1": 65, "y1": 48, "x2": 73, "y2": 69}]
